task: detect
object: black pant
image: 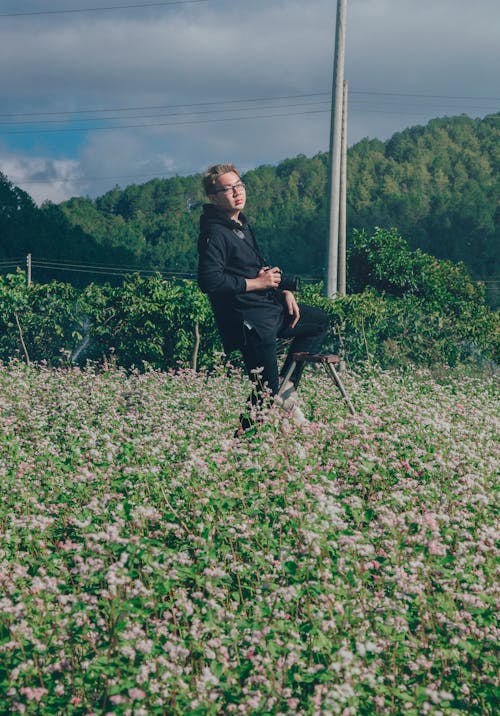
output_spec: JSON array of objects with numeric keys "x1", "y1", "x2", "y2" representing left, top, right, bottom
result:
[{"x1": 240, "y1": 303, "x2": 329, "y2": 401}]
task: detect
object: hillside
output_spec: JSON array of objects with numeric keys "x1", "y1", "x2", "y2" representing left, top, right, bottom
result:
[{"x1": 1, "y1": 113, "x2": 498, "y2": 295}]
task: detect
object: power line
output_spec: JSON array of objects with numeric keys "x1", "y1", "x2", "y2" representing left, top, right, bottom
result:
[
  {"x1": 2, "y1": 104, "x2": 496, "y2": 137},
  {"x1": 13, "y1": 172, "x2": 164, "y2": 186},
  {"x1": 0, "y1": 1, "x2": 209, "y2": 18},
  {"x1": 0, "y1": 107, "x2": 331, "y2": 135},
  {"x1": 0, "y1": 255, "x2": 324, "y2": 282},
  {"x1": 2, "y1": 99, "x2": 498, "y2": 128},
  {"x1": 0, "y1": 93, "x2": 331, "y2": 119},
  {"x1": 31, "y1": 263, "x2": 180, "y2": 278},
  {"x1": 0, "y1": 99, "x2": 331, "y2": 127},
  {"x1": 1, "y1": 90, "x2": 496, "y2": 119},
  {"x1": 354, "y1": 90, "x2": 500, "y2": 102},
  {"x1": 33, "y1": 257, "x2": 167, "y2": 272},
  {"x1": 3, "y1": 257, "x2": 492, "y2": 288}
]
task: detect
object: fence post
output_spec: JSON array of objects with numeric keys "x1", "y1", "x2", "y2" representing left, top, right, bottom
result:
[{"x1": 27, "y1": 254, "x2": 32, "y2": 286}]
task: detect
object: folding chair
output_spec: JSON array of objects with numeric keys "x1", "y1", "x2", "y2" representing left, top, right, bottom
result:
[{"x1": 278, "y1": 352, "x2": 356, "y2": 415}]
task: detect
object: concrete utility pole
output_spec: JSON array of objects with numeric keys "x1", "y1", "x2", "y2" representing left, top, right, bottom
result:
[
  {"x1": 325, "y1": 0, "x2": 347, "y2": 298},
  {"x1": 338, "y1": 79, "x2": 348, "y2": 295},
  {"x1": 27, "y1": 253, "x2": 32, "y2": 286}
]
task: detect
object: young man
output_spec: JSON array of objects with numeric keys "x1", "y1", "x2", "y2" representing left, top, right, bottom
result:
[{"x1": 197, "y1": 163, "x2": 329, "y2": 430}]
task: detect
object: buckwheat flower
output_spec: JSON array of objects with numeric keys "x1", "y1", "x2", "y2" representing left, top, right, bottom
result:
[
  {"x1": 110, "y1": 694, "x2": 127, "y2": 705},
  {"x1": 201, "y1": 667, "x2": 219, "y2": 687},
  {"x1": 19, "y1": 687, "x2": 48, "y2": 703},
  {"x1": 428, "y1": 539, "x2": 447, "y2": 556},
  {"x1": 203, "y1": 566, "x2": 227, "y2": 578},
  {"x1": 423, "y1": 512, "x2": 440, "y2": 533},
  {"x1": 120, "y1": 645, "x2": 136, "y2": 659},
  {"x1": 132, "y1": 505, "x2": 162, "y2": 522},
  {"x1": 136, "y1": 639, "x2": 153, "y2": 654},
  {"x1": 128, "y1": 688, "x2": 146, "y2": 701}
]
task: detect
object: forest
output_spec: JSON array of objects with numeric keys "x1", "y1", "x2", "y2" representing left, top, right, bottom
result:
[{"x1": 0, "y1": 113, "x2": 498, "y2": 303}]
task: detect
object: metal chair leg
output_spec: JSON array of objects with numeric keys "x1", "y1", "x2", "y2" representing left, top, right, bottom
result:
[
  {"x1": 277, "y1": 361, "x2": 297, "y2": 395},
  {"x1": 277, "y1": 353, "x2": 356, "y2": 415},
  {"x1": 325, "y1": 361, "x2": 356, "y2": 415}
]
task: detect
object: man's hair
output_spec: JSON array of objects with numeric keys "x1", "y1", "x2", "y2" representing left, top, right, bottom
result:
[{"x1": 203, "y1": 163, "x2": 240, "y2": 195}]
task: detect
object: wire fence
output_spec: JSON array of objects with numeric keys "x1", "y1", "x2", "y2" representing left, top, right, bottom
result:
[
  {"x1": 0, "y1": 255, "x2": 324, "y2": 284},
  {"x1": 1, "y1": 255, "x2": 498, "y2": 306},
  {"x1": 1, "y1": 256, "x2": 498, "y2": 301}
]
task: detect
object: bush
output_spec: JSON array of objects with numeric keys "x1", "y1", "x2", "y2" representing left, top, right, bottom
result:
[
  {"x1": 80, "y1": 275, "x2": 219, "y2": 370},
  {"x1": 0, "y1": 272, "x2": 83, "y2": 364},
  {"x1": 0, "y1": 228, "x2": 497, "y2": 370}
]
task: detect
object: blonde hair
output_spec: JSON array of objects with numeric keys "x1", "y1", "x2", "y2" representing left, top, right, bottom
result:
[{"x1": 203, "y1": 163, "x2": 240, "y2": 195}]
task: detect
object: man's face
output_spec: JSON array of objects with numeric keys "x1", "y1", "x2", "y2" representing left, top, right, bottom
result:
[{"x1": 209, "y1": 171, "x2": 246, "y2": 217}]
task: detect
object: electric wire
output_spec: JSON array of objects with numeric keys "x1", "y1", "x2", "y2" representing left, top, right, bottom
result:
[
  {"x1": 0, "y1": 108, "x2": 330, "y2": 135},
  {"x1": 1, "y1": 255, "x2": 324, "y2": 282},
  {"x1": 31, "y1": 264, "x2": 191, "y2": 278},
  {"x1": 0, "y1": 99, "x2": 332, "y2": 127},
  {"x1": 2, "y1": 99, "x2": 498, "y2": 128},
  {"x1": 0, "y1": 93, "x2": 330, "y2": 118},
  {"x1": 0, "y1": 1, "x2": 210, "y2": 18},
  {"x1": 0, "y1": 91, "x2": 496, "y2": 120},
  {"x1": 33, "y1": 257, "x2": 168, "y2": 272},
  {"x1": 10, "y1": 173, "x2": 169, "y2": 185},
  {"x1": 1, "y1": 255, "x2": 495, "y2": 288},
  {"x1": 3, "y1": 104, "x2": 497, "y2": 137}
]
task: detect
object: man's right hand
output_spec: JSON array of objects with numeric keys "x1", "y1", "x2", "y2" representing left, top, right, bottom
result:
[{"x1": 245, "y1": 266, "x2": 282, "y2": 292}]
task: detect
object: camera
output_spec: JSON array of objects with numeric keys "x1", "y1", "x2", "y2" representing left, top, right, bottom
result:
[{"x1": 280, "y1": 273, "x2": 300, "y2": 292}]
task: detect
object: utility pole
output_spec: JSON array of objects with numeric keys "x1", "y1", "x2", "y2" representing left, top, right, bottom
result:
[
  {"x1": 325, "y1": 0, "x2": 347, "y2": 298},
  {"x1": 27, "y1": 253, "x2": 32, "y2": 286},
  {"x1": 338, "y1": 79, "x2": 348, "y2": 295}
]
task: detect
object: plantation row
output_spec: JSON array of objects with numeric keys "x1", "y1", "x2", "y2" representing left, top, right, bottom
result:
[{"x1": 0, "y1": 229, "x2": 498, "y2": 371}]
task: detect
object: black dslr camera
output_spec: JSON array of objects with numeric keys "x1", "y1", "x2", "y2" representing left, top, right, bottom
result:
[{"x1": 280, "y1": 272, "x2": 300, "y2": 292}]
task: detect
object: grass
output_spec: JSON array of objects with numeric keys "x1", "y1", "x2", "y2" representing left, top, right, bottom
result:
[{"x1": 0, "y1": 360, "x2": 498, "y2": 715}]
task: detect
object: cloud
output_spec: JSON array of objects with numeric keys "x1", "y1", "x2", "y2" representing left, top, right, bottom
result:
[
  {"x1": 0, "y1": 151, "x2": 81, "y2": 204},
  {"x1": 0, "y1": 0, "x2": 498, "y2": 203}
]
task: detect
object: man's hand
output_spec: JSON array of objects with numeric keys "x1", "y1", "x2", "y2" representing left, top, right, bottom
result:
[
  {"x1": 282, "y1": 290, "x2": 300, "y2": 328},
  {"x1": 245, "y1": 266, "x2": 282, "y2": 292}
]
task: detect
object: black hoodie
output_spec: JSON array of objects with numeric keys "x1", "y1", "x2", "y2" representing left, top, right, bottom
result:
[{"x1": 197, "y1": 204, "x2": 296, "y2": 353}]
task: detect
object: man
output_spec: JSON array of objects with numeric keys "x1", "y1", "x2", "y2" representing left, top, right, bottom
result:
[{"x1": 197, "y1": 163, "x2": 329, "y2": 431}]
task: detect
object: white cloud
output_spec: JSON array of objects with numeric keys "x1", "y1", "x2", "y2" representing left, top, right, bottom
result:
[
  {"x1": 0, "y1": 0, "x2": 498, "y2": 203},
  {"x1": 0, "y1": 152, "x2": 81, "y2": 205}
]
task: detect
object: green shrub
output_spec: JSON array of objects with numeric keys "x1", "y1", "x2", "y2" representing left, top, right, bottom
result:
[{"x1": 0, "y1": 228, "x2": 497, "y2": 370}]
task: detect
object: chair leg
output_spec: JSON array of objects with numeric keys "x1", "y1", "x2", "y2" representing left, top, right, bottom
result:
[
  {"x1": 325, "y1": 362, "x2": 356, "y2": 415},
  {"x1": 277, "y1": 361, "x2": 297, "y2": 395}
]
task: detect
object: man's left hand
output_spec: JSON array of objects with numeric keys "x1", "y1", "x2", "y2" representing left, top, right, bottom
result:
[{"x1": 282, "y1": 290, "x2": 300, "y2": 328}]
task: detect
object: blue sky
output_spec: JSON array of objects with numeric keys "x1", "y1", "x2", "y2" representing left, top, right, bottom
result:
[{"x1": 1, "y1": 0, "x2": 498, "y2": 204}]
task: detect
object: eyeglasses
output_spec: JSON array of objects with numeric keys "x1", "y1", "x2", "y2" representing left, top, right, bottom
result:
[{"x1": 213, "y1": 181, "x2": 246, "y2": 195}]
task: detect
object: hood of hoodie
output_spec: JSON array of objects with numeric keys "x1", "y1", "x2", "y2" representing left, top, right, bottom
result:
[{"x1": 199, "y1": 203, "x2": 248, "y2": 234}]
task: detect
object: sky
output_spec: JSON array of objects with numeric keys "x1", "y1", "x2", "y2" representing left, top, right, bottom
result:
[{"x1": 1, "y1": 0, "x2": 498, "y2": 205}]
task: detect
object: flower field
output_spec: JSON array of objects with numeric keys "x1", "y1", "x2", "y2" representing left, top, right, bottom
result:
[{"x1": 0, "y1": 360, "x2": 498, "y2": 715}]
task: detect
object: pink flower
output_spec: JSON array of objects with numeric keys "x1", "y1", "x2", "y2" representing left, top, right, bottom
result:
[
  {"x1": 423, "y1": 513, "x2": 439, "y2": 532},
  {"x1": 110, "y1": 694, "x2": 127, "y2": 705},
  {"x1": 128, "y1": 688, "x2": 146, "y2": 701},
  {"x1": 19, "y1": 687, "x2": 48, "y2": 703},
  {"x1": 428, "y1": 540, "x2": 447, "y2": 556}
]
